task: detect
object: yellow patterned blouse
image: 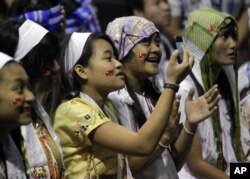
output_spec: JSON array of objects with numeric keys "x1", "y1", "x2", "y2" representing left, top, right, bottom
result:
[{"x1": 52, "y1": 98, "x2": 117, "y2": 178}]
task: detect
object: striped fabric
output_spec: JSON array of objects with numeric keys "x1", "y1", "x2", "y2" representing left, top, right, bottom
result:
[
  {"x1": 65, "y1": 0, "x2": 101, "y2": 33},
  {"x1": 15, "y1": 4, "x2": 61, "y2": 31}
]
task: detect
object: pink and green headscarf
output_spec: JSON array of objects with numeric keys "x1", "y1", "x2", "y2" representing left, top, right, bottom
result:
[{"x1": 106, "y1": 16, "x2": 159, "y2": 60}]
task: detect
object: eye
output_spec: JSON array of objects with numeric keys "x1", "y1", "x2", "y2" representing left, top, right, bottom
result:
[
  {"x1": 14, "y1": 84, "x2": 24, "y2": 94},
  {"x1": 155, "y1": 37, "x2": 160, "y2": 46},
  {"x1": 218, "y1": 30, "x2": 237, "y2": 41},
  {"x1": 141, "y1": 38, "x2": 151, "y2": 46}
]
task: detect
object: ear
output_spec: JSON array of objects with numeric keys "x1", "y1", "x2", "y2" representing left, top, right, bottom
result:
[
  {"x1": 133, "y1": 9, "x2": 144, "y2": 17},
  {"x1": 74, "y1": 64, "x2": 88, "y2": 80}
]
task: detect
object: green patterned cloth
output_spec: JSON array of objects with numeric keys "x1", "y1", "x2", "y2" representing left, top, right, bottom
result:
[{"x1": 184, "y1": 7, "x2": 237, "y2": 56}]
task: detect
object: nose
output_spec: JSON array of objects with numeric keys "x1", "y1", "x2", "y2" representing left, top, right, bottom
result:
[
  {"x1": 228, "y1": 36, "x2": 237, "y2": 49},
  {"x1": 24, "y1": 88, "x2": 35, "y2": 103},
  {"x1": 113, "y1": 58, "x2": 123, "y2": 69},
  {"x1": 149, "y1": 41, "x2": 162, "y2": 56}
]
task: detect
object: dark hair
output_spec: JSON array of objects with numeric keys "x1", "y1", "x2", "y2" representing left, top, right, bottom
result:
[
  {"x1": 44, "y1": 32, "x2": 118, "y2": 117},
  {"x1": 20, "y1": 32, "x2": 59, "y2": 86},
  {"x1": 0, "y1": 19, "x2": 21, "y2": 56}
]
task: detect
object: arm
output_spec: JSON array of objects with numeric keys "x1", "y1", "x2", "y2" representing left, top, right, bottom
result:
[
  {"x1": 236, "y1": 4, "x2": 249, "y2": 46},
  {"x1": 90, "y1": 49, "x2": 194, "y2": 155},
  {"x1": 127, "y1": 96, "x2": 181, "y2": 174},
  {"x1": 186, "y1": 132, "x2": 229, "y2": 179}
]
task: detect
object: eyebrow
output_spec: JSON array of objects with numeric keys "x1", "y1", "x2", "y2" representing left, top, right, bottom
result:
[
  {"x1": 103, "y1": 50, "x2": 112, "y2": 56},
  {"x1": 14, "y1": 78, "x2": 28, "y2": 84}
]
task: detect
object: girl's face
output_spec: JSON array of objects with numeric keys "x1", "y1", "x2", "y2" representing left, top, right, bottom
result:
[
  {"x1": 142, "y1": 0, "x2": 171, "y2": 30},
  {"x1": 124, "y1": 33, "x2": 161, "y2": 79},
  {"x1": 35, "y1": 60, "x2": 60, "y2": 93},
  {"x1": 0, "y1": 63, "x2": 34, "y2": 131},
  {"x1": 82, "y1": 38, "x2": 125, "y2": 92},
  {"x1": 213, "y1": 25, "x2": 237, "y2": 65}
]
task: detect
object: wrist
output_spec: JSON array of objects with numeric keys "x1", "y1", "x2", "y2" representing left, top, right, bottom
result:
[
  {"x1": 158, "y1": 141, "x2": 168, "y2": 149},
  {"x1": 183, "y1": 120, "x2": 197, "y2": 135},
  {"x1": 163, "y1": 82, "x2": 180, "y2": 92}
]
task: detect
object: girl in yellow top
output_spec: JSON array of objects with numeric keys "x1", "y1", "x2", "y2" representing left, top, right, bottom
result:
[{"x1": 50, "y1": 31, "x2": 220, "y2": 178}]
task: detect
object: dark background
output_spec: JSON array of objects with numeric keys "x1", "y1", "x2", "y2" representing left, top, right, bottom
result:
[{"x1": 94, "y1": 0, "x2": 130, "y2": 32}]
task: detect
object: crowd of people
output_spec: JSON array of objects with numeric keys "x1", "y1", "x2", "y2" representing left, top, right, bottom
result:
[{"x1": 0, "y1": 0, "x2": 250, "y2": 178}]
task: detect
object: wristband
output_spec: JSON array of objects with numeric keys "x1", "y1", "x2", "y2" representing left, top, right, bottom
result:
[
  {"x1": 163, "y1": 83, "x2": 179, "y2": 92},
  {"x1": 158, "y1": 141, "x2": 168, "y2": 149},
  {"x1": 183, "y1": 122, "x2": 196, "y2": 135}
]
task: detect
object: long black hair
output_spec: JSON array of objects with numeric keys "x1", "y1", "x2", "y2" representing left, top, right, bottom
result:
[{"x1": 44, "y1": 32, "x2": 119, "y2": 118}]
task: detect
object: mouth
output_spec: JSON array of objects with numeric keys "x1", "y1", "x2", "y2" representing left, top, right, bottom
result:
[
  {"x1": 19, "y1": 106, "x2": 32, "y2": 116},
  {"x1": 116, "y1": 71, "x2": 125, "y2": 77},
  {"x1": 145, "y1": 57, "x2": 160, "y2": 64},
  {"x1": 228, "y1": 52, "x2": 236, "y2": 59}
]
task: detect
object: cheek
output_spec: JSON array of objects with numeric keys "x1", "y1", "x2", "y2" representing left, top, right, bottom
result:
[
  {"x1": 105, "y1": 70, "x2": 114, "y2": 77},
  {"x1": 138, "y1": 52, "x2": 147, "y2": 60}
]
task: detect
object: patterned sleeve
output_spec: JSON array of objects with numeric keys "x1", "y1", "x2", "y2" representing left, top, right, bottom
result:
[
  {"x1": 54, "y1": 98, "x2": 111, "y2": 147},
  {"x1": 74, "y1": 103, "x2": 111, "y2": 146}
]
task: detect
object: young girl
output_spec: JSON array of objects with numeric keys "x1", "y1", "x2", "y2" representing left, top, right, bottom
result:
[
  {"x1": 105, "y1": 15, "x2": 221, "y2": 179},
  {"x1": 0, "y1": 52, "x2": 34, "y2": 178},
  {"x1": 0, "y1": 19, "x2": 64, "y2": 178},
  {"x1": 48, "y1": 28, "x2": 220, "y2": 178},
  {"x1": 177, "y1": 7, "x2": 246, "y2": 179}
]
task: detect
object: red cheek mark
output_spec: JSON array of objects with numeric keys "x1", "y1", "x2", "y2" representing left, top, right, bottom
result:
[
  {"x1": 139, "y1": 53, "x2": 147, "y2": 59},
  {"x1": 42, "y1": 68, "x2": 52, "y2": 76},
  {"x1": 12, "y1": 98, "x2": 23, "y2": 105},
  {"x1": 105, "y1": 70, "x2": 114, "y2": 76}
]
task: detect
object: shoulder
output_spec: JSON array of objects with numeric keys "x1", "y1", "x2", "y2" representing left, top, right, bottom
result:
[{"x1": 55, "y1": 98, "x2": 99, "y2": 118}]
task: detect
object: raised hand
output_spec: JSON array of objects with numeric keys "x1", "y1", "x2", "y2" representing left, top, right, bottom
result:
[
  {"x1": 185, "y1": 85, "x2": 221, "y2": 125},
  {"x1": 166, "y1": 47, "x2": 194, "y2": 85}
]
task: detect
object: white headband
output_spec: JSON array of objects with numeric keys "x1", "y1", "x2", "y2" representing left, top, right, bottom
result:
[
  {"x1": 65, "y1": 32, "x2": 91, "y2": 73},
  {"x1": 15, "y1": 19, "x2": 48, "y2": 61},
  {"x1": 0, "y1": 52, "x2": 13, "y2": 70}
]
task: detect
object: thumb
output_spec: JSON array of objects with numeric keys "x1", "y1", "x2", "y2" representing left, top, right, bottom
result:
[{"x1": 186, "y1": 88, "x2": 195, "y2": 101}]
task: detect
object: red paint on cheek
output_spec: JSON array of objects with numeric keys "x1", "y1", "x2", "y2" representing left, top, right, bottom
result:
[
  {"x1": 105, "y1": 70, "x2": 114, "y2": 76},
  {"x1": 42, "y1": 68, "x2": 52, "y2": 76},
  {"x1": 139, "y1": 53, "x2": 147, "y2": 59},
  {"x1": 12, "y1": 98, "x2": 23, "y2": 105}
]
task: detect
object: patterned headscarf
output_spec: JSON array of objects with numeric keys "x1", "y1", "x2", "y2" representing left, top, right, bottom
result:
[
  {"x1": 184, "y1": 7, "x2": 237, "y2": 57},
  {"x1": 106, "y1": 16, "x2": 159, "y2": 60},
  {"x1": 184, "y1": 7, "x2": 246, "y2": 167}
]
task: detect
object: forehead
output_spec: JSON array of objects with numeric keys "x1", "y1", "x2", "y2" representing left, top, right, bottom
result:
[
  {"x1": 92, "y1": 38, "x2": 113, "y2": 53},
  {"x1": 0, "y1": 63, "x2": 28, "y2": 84}
]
